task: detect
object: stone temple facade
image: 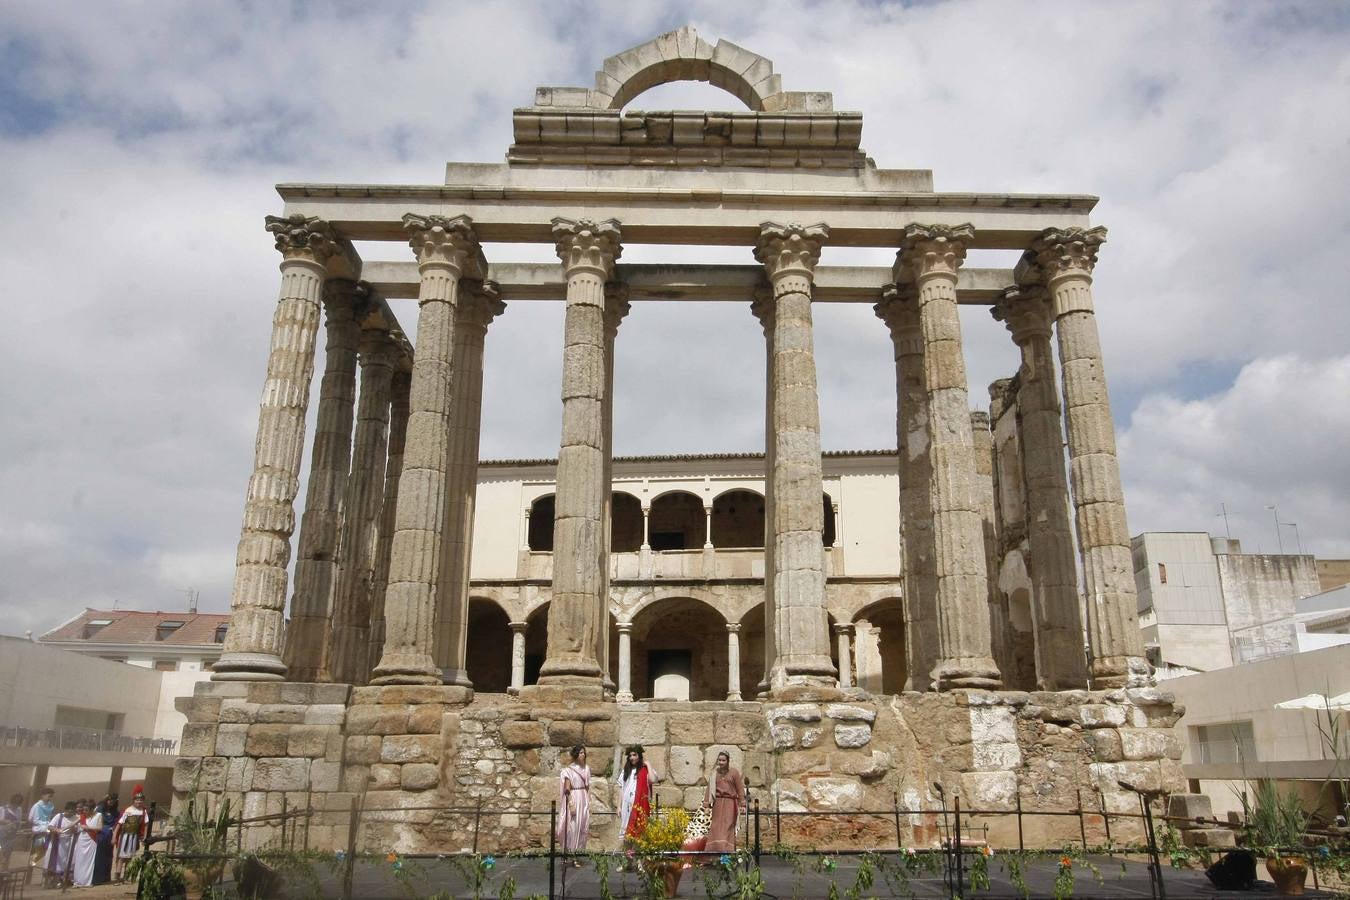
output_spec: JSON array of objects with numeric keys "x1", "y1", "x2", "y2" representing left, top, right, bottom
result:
[{"x1": 178, "y1": 28, "x2": 1187, "y2": 852}]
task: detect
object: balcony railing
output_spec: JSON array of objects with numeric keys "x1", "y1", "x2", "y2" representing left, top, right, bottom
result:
[
  {"x1": 0, "y1": 724, "x2": 178, "y2": 755},
  {"x1": 520, "y1": 547, "x2": 837, "y2": 581}
]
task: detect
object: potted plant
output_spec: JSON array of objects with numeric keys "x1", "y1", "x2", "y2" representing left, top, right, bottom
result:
[
  {"x1": 1239, "y1": 779, "x2": 1310, "y2": 895},
  {"x1": 170, "y1": 795, "x2": 235, "y2": 898},
  {"x1": 631, "y1": 807, "x2": 691, "y2": 898}
]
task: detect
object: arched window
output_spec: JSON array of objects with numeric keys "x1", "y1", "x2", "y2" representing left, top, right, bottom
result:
[
  {"x1": 823, "y1": 493, "x2": 836, "y2": 548},
  {"x1": 612, "y1": 492, "x2": 643, "y2": 552},
  {"x1": 711, "y1": 489, "x2": 765, "y2": 548},
  {"x1": 648, "y1": 491, "x2": 704, "y2": 551},
  {"x1": 527, "y1": 494, "x2": 555, "y2": 551}
]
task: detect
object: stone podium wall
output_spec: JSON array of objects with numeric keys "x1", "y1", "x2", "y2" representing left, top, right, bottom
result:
[{"x1": 175, "y1": 685, "x2": 1184, "y2": 853}]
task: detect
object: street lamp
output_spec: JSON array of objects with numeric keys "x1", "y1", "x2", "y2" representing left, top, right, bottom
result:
[
  {"x1": 1283, "y1": 521, "x2": 1304, "y2": 556},
  {"x1": 1266, "y1": 505, "x2": 1285, "y2": 554}
]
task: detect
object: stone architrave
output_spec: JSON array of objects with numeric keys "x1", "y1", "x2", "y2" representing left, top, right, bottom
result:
[
  {"x1": 282, "y1": 279, "x2": 362, "y2": 682},
  {"x1": 213, "y1": 214, "x2": 340, "y2": 682},
  {"x1": 754, "y1": 222, "x2": 836, "y2": 689},
  {"x1": 874, "y1": 285, "x2": 939, "y2": 691},
  {"x1": 433, "y1": 281, "x2": 506, "y2": 686},
  {"x1": 328, "y1": 326, "x2": 398, "y2": 685},
  {"x1": 367, "y1": 364, "x2": 410, "y2": 681},
  {"x1": 538, "y1": 218, "x2": 621, "y2": 686},
  {"x1": 750, "y1": 289, "x2": 777, "y2": 696},
  {"x1": 371, "y1": 213, "x2": 483, "y2": 686},
  {"x1": 597, "y1": 284, "x2": 630, "y2": 691},
  {"x1": 993, "y1": 286, "x2": 1089, "y2": 689},
  {"x1": 894, "y1": 224, "x2": 1001, "y2": 690},
  {"x1": 1024, "y1": 227, "x2": 1148, "y2": 687}
]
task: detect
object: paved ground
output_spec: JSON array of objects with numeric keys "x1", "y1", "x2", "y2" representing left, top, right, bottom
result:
[{"x1": 12, "y1": 854, "x2": 1343, "y2": 898}]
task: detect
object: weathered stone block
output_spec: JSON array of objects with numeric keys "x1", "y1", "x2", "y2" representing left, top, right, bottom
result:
[
  {"x1": 345, "y1": 735, "x2": 382, "y2": 765},
  {"x1": 252, "y1": 757, "x2": 309, "y2": 792},
  {"x1": 667, "y1": 712, "x2": 715, "y2": 744},
  {"x1": 407, "y1": 704, "x2": 446, "y2": 735},
  {"x1": 960, "y1": 771, "x2": 1017, "y2": 811},
  {"x1": 256, "y1": 704, "x2": 307, "y2": 724},
  {"x1": 583, "y1": 719, "x2": 616, "y2": 745},
  {"x1": 287, "y1": 725, "x2": 330, "y2": 758},
  {"x1": 547, "y1": 720, "x2": 584, "y2": 747},
  {"x1": 174, "y1": 756, "x2": 227, "y2": 792},
  {"x1": 806, "y1": 776, "x2": 862, "y2": 810},
  {"x1": 1119, "y1": 728, "x2": 1173, "y2": 761},
  {"x1": 1078, "y1": 704, "x2": 1127, "y2": 728},
  {"x1": 668, "y1": 746, "x2": 702, "y2": 785},
  {"x1": 714, "y1": 712, "x2": 766, "y2": 744},
  {"x1": 1084, "y1": 729, "x2": 1124, "y2": 762},
  {"x1": 770, "y1": 704, "x2": 821, "y2": 723},
  {"x1": 1182, "y1": 828, "x2": 1235, "y2": 848},
  {"x1": 777, "y1": 750, "x2": 828, "y2": 777},
  {"x1": 180, "y1": 724, "x2": 217, "y2": 757},
  {"x1": 225, "y1": 757, "x2": 255, "y2": 791},
  {"x1": 970, "y1": 707, "x2": 1017, "y2": 743},
  {"x1": 184, "y1": 696, "x2": 224, "y2": 724},
  {"x1": 345, "y1": 705, "x2": 407, "y2": 736},
  {"x1": 370, "y1": 764, "x2": 401, "y2": 790},
  {"x1": 304, "y1": 704, "x2": 347, "y2": 726},
  {"x1": 1167, "y1": 793, "x2": 1213, "y2": 822},
  {"x1": 245, "y1": 724, "x2": 290, "y2": 758},
  {"x1": 401, "y1": 763, "x2": 440, "y2": 791},
  {"x1": 834, "y1": 724, "x2": 871, "y2": 749},
  {"x1": 501, "y1": 721, "x2": 547, "y2": 748},
  {"x1": 216, "y1": 724, "x2": 249, "y2": 758},
  {"x1": 342, "y1": 765, "x2": 371, "y2": 793},
  {"x1": 618, "y1": 713, "x2": 667, "y2": 746},
  {"x1": 381, "y1": 734, "x2": 439, "y2": 764},
  {"x1": 771, "y1": 723, "x2": 795, "y2": 749},
  {"x1": 310, "y1": 759, "x2": 341, "y2": 793},
  {"x1": 972, "y1": 741, "x2": 1021, "y2": 769},
  {"x1": 825, "y1": 704, "x2": 877, "y2": 723},
  {"x1": 219, "y1": 700, "x2": 260, "y2": 724}
]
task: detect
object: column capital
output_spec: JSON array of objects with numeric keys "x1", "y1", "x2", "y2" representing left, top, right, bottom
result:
[
  {"x1": 458, "y1": 279, "x2": 507, "y2": 329},
  {"x1": 991, "y1": 284, "x2": 1053, "y2": 345},
  {"x1": 873, "y1": 282, "x2": 921, "y2": 340},
  {"x1": 832, "y1": 622, "x2": 854, "y2": 637},
  {"x1": 754, "y1": 222, "x2": 828, "y2": 283},
  {"x1": 266, "y1": 213, "x2": 339, "y2": 265},
  {"x1": 321, "y1": 278, "x2": 370, "y2": 319},
  {"x1": 509, "y1": 621, "x2": 529, "y2": 635},
  {"x1": 617, "y1": 620, "x2": 634, "y2": 635},
  {"x1": 403, "y1": 213, "x2": 484, "y2": 275},
  {"x1": 357, "y1": 325, "x2": 402, "y2": 367},
  {"x1": 1026, "y1": 225, "x2": 1107, "y2": 283},
  {"x1": 725, "y1": 622, "x2": 742, "y2": 635},
  {"x1": 552, "y1": 218, "x2": 622, "y2": 278},
  {"x1": 603, "y1": 282, "x2": 631, "y2": 337},
  {"x1": 893, "y1": 223, "x2": 975, "y2": 283},
  {"x1": 750, "y1": 285, "x2": 775, "y2": 335}
]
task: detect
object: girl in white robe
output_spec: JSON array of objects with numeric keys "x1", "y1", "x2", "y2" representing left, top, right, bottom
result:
[
  {"x1": 43, "y1": 803, "x2": 77, "y2": 883},
  {"x1": 71, "y1": 806, "x2": 102, "y2": 886},
  {"x1": 555, "y1": 746, "x2": 592, "y2": 863}
]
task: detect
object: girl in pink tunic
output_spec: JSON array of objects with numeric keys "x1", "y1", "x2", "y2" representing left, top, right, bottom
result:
[{"x1": 556, "y1": 746, "x2": 591, "y2": 862}]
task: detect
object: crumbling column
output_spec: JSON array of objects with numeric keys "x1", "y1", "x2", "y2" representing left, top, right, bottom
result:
[
  {"x1": 282, "y1": 279, "x2": 361, "y2": 682},
  {"x1": 834, "y1": 623, "x2": 854, "y2": 689},
  {"x1": 328, "y1": 326, "x2": 397, "y2": 685},
  {"x1": 750, "y1": 290, "x2": 777, "y2": 696},
  {"x1": 371, "y1": 213, "x2": 482, "y2": 686},
  {"x1": 726, "y1": 623, "x2": 742, "y2": 701},
  {"x1": 597, "y1": 285, "x2": 630, "y2": 693},
  {"x1": 366, "y1": 365, "x2": 410, "y2": 680},
  {"x1": 538, "y1": 218, "x2": 621, "y2": 688},
  {"x1": 213, "y1": 214, "x2": 341, "y2": 682},
  {"x1": 433, "y1": 281, "x2": 506, "y2": 686},
  {"x1": 894, "y1": 224, "x2": 1001, "y2": 689},
  {"x1": 508, "y1": 622, "x2": 528, "y2": 695},
  {"x1": 993, "y1": 286, "x2": 1090, "y2": 689},
  {"x1": 874, "y1": 285, "x2": 939, "y2": 691},
  {"x1": 616, "y1": 621, "x2": 634, "y2": 702},
  {"x1": 754, "y1": 222, "x2": 836, "y2": 689},
  {"x1": 1026, "y1": 227, "x2": 1148, "y2": 687}
]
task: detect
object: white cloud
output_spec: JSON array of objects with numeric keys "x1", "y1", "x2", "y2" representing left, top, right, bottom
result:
[{"x1": 1, "y1": 1, "x2": 1347, "y2": 635}]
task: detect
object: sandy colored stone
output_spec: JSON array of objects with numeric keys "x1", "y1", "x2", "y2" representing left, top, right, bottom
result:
[
  {"x1": 501, "y1": 721, "x2": 547, "y2": 748},
  {"x1": 714, "y1": 713, "x2": 766, "y2": 744},
  {"x1": 180, "y1": 724, "x2": 217, "y2": 757},
  {"x1": 833, "y1": 724, "x2": 872, "y2": 748},
  {"x1": 668, "y1": 746, "x2": 703, "y2": 785},
  {"x1": 407, "y1": 704, "x2": 446, "y2": 735},
  {"x1": 245, "y1": 724, "x2": 291, "y2": 758},
  {"x1": 253, "y1": 757, "x2": 310, "y2": 792},
  {"x1": 583, "y1": 719, "x2": 616, "y2": 745},
  {"x1": 381, "y1": 734, "x2": 440, "y2": 764},
  {"x1": 667, "y1": 712, "x2": 715, "y2": 744},
  {"x1": 618, "y1": 712, "x2": 667, "y2": 745},
  {"x1": 286, "y1": 725, "x2": 331, "y2": 758},
  {"x1": 401, "y1": 763, "x2": 441, "y2": 791},
  {"x1": 345, "y1": 705, "x2": 408, "y2": 736}
]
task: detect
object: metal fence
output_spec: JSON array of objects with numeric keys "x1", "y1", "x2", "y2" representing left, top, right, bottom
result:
[{"x1": 0, "y1": 724, "x2": 177, "y2": 755}]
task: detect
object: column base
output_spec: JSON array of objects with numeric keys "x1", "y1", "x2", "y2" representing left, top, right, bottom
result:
[
  {"x1": 932, "y1": 656, "x2": 1002, "y2": 691},
  {"x1": 210, "y1": 652, "x2": 287, "y2": 682},
  {"x1": 615, "y1": 691, "x2": 634, "y2": 703},
  {"x1": 726, "y1": 692, "x2": 742, "y2": 702},
  {"x1": 517, "y1": 683, "x2": 606, "y2": 704},
  {"x1": 439, "y1": 667, "x2": 474, "y2": 688},
  {"x1": 1091, "y1": 655, "x2": 1153, "y2": 689},
  {"x1": 537, "y1": 656, "x2": 604, "y2": 683},
  {"x1": 370, "y1": 651, "x2": 442, "y2": 686}
]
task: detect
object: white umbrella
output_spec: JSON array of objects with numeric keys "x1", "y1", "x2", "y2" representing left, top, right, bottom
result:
[{"x1": 1274, "y1": 692, "x2": 1350, "y2": 710}]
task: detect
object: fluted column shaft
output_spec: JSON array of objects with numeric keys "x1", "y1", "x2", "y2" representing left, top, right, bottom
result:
[
  {"x1": 372, "y1": 214, "x2": 482, "y2": 686},
  {"x1": 995, "y1": 287, "x2": 1089, "y2": 689},
  {"x1": 329, "y1": 330, "x2": 396, "y2": 684},
  {"x1": 750, "y1": 291, "x2": 777, "y2": 696},
  {"x1": 508, "y1": 622, "x2": 528, "y2": 694},
  {"x1": 597, "y1": 286, "x2": 630, "y2": 692},
  {"x1": 875, "y1": 286, "x2": 938, "y2": 691},
  {"x1": 616, "y1": 622, "x2": 634, "y2": 702},
  {"x1": 540, "y1": 218, "x2": 621, "y2": 686},
  {"x1": 755, "y1": 222, "x2": 835, "y2": 689},
  {"x1": 214, "y1": 214, "x2": 340, "y2": 682},
  {"x1": 895, "y1": 224, "x2": 1000, "y2": 689},
  {"x1": 283, "y1": 282, "x2": 361, "y2": 682},
  {"x1": 433, "y1": 283, "x2": 506, "y2": 686},
  {"x1": 1028, "y1": 227, "x2": 1147, "y2": 687},
  {"x1": 366, "y1": 367, "x2": 411, "y2": 681}
]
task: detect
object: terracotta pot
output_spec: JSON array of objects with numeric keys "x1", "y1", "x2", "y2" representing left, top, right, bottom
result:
[
  {"x1": 661, "y1": 862, "x2": 683, "y2": 897},
  {"x1": 1266, "y1": 856, "x2": 1308, "y2": 896}
]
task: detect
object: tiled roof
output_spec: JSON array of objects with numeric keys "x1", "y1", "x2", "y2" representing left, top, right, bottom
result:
[{"x1": 40, "y1": 609, "x2": 230, "y2": 645}]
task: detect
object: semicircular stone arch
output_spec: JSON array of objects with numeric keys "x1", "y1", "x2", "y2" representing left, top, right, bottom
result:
[{"x1": 597, "y1": 27, "x2": 781, "y2": 112}]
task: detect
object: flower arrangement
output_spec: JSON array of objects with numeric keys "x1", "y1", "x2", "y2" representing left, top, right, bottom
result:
[{"x1": 631, "y1": 808, "x2": 690, "y2": 856}]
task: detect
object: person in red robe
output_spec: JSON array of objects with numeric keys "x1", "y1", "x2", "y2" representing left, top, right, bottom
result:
[{"x1": 618, "y1": 745, "x2": 661, "y2": 841}]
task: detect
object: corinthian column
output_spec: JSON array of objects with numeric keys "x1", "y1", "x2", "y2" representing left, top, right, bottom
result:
[
  {"x1": 894, "y1": 224, "x2": 1000, "y2": 689},
  {"x1": 538, "y1": 218, "x2": 621, "y2": 688},
  {"x1": 750, "y1": 290, "x2": 776, "y2": 696},
  {"x1": 433, "y1": 281, "x2": 506, "y2": 686},
  {"x1": 1024, "y1": 227, "x2": 1147, "y2": 687},
  {"x1": 993, "y1": 286, "x2": 1089, "y2": 689},
  {"x1": 213, "y1": 214, "x2": 340, "y2": 681},
  {"x1": 371, "y1": 213, "x2": 482, "y2": 686},
  {"x1": 282, "y1": 279, "x2": 362, "y2": 682},
  {"x1": 754, "y1": 222, "x2": 836, "y2": 689},
  {"x1": 367, "y1": 363, "x2": 410, "y2": 680},
  {"x1": 596, "y1": 284, "x2": 630, "y2": 693},
  {"x1": 329, "y1": 326, "x2": 397, "y2": 685},
  {"x1": 874, "y1": 285, "x2": 939, "y2": 691}
]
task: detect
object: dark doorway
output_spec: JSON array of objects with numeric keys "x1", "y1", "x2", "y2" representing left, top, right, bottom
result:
[{"x1": 647, "y1": 649, "x2": 693, "y2": 700}]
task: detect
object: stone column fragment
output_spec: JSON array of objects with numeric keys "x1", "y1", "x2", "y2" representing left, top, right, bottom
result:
[
  {"x1": 539, "y1": 218, "x2": 621, "y2": 686},
  {"x1": 834, "y1": 623, "x2": 854, "y2": 689},
  {"x1": 754, "y1": 222, "x2": 836, "y2": 689},
  {"x1": 433, "y1": 281, "x2": 506, "y2": 686},
  {"x1": 329, "y1": 325, "x2": 397, "y2": 685},
  {"x1": 214, "y1": 214, "x2": 340, "y2": 682},
  {"x1": 367, "y1": 364, "x2": 410, "y2": 680},
  {"x1": 894, "y1": 224, "x2": 1001, "y2": 689},
  {"x1": 874, "y1": 285, "x2": 939, "y2": 691},
  {"x1": 1024, "y1": 227, "x2": 1148, "y2": 687},
  {"x1": 283, "y1": 280, "x2": 361, "y2": 682},
  {"x1": 371, "y1": 213, "x2": 483, "y2": 686},
  {"x1": 616, "y1": 621, "x2": 634, "y2": 702},
  {"x1": 508, "y1": 622, "x2": 528, "y2": 695},
  {"x1": 993, "y1": 287, "x2": 1090, "y2": 689},
  {"x1": 726, "y1": 623, "x2": 742, "y2": 701}
]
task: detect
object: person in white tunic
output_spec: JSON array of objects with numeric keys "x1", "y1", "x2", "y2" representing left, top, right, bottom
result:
[
  {"x1": 43, "y1": 801, "x2": 78, "y2": 884},
  {"x1": 71, "y1": 802, "x2": 103, "y2": 887},
  {"x1": 555, "y1": 745, "x2": 591, "y2": 865}
]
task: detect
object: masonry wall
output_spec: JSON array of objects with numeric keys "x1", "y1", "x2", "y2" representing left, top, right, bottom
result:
[{"x1": 1216, "y1": 550, "x2": 1319, "y2": 663}]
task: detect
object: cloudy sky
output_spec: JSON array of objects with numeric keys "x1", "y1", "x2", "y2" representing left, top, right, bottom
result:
[{"x1": 2, "y1": 1, "x2": 1348, "y2": 636}]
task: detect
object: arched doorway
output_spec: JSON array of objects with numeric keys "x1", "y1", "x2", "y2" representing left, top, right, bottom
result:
[
  {"x1": 711, "y1": 489, "x2": 764, "y2": 548},
  {"x1": 822, "y1": 493, "x2": 836, "y2": 548},
  {"x1": 630, "y1": 597, "x2": 728, "y2": 701},
  {"x1": 853, "y1": 599, "x2": 907, "y2": 695},
  {"x1": 612, "y1": 492, "x2": 642, "y2": 551},
  {"x1": 527, "y1": 494, "x2": 554, "y2": 551},
  {"x1": 648, "y1": 491, "x2": 704, "y2": 551},
  {"x1": 464, "y1": 598, "x2": 512, "y2": 693},
  {"x1": 523, "y1": 602, "x2": 549, "y2": 686}
]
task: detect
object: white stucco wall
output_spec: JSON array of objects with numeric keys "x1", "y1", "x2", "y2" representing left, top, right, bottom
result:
[{"x1": 0, "y1": 636, "x2": 164, "y2": 738}]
